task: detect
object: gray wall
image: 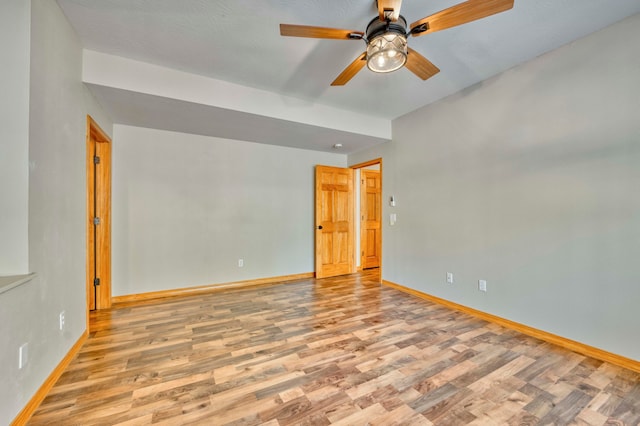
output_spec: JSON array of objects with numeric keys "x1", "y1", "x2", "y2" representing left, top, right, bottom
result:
[
  {"x1": 112, "y1": 125, "x2": 346, "y2": 296},
  {"x1": 351, "y1": 14, "x2": 640, "y2": 360},
  {"x1": 0, "y1": 0, "x2": 30, "y2": 274},
  {"x1": 0, "y1": 1, "x2": 112, "y2": 423}
]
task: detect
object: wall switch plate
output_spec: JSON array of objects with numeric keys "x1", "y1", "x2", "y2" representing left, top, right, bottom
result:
[
  {"x1": 19, "y1": 343, "x2": 28, "y2": 369},
  {"x1": 389, "y1": 213, "x2": 397, "y2": 226},
  {"x1": 478, "y1": 280, "x2": 487, "y2": 292},
  {"x1": 446, "y1": 272, "x2": 454, "y2": 284},
  {"x1": 238, "y1": 259, "x2": 244, "y2": 267},
  {"x1": 59, "y1": 311, "x2": 65, "y2": 331}
]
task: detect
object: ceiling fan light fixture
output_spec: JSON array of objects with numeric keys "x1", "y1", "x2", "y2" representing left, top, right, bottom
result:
[
  {"x1": 281, "y1": 0, "x2": 515, "y2": 85},
  {"x1": 366, "y1": 32, "x2": 407, "y2": 73},
  {"x1": 365, "y1": 15, "x2": 408, "y2": 74}
]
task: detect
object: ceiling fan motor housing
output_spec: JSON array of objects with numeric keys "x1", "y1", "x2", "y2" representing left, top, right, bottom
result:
[{"x1": 365, "y1": 16, "x2": 408, "y2": 73}]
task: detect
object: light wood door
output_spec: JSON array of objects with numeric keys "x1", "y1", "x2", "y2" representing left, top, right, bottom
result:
[
  {"x1": 315, "y1": 165, "x2": 354, "y2": 278},
  {"x1": 360, "y1": 169, "x2": 381, "y2": 269},
  {"x1": 86, "y1": 116, "x2": 112, "y2": 311}
]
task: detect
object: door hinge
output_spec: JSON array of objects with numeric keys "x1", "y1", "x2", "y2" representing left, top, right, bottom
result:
[
  {"x1": 94, "y1": 277, "x2": 100, "y2": 286},
  {"x1": 93, "y1": 217, "x2": 101, "y2": 225},
  {"x1": 93, "y1": 155, "x2": 100, "y2": 164}
]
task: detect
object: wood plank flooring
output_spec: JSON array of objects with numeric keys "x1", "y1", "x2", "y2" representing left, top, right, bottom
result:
[{"x1": 29, "y1": 271, "x2": 640, "y2": 425}]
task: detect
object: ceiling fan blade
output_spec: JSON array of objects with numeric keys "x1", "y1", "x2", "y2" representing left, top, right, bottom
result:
[
  {"x1": 405, "y1": 48, "x2": 440, "y2": 80},
  {"x1": 377, "y1": 0, "x2": 403, "y2": 22},
  {"x1": 331, "y1": 52, "x2": 367, "y2": 86},
  {"x1": 410, "y1": 0, "x2": 514, "y2": 37},
  {"x1": 280, "y1": 24, "x2": 364, "y2": 40}
]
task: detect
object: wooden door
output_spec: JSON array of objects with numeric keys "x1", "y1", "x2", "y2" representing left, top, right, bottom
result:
[
  {"x1": 86, "y1": 116, "x2": 112, "y2": 312},
  {"x1": 360, "y1": 169, "x2": 381, "y2": 269},
  {"x1": 315, "y1": 165, "x2": 354, "y2": 278}
]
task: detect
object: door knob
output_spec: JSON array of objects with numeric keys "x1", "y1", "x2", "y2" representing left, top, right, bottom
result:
[{"x1": 317, "y1": 225, "x2": 323, "y2": 230}]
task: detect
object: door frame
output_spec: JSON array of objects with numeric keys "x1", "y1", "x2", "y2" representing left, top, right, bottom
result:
[
  {"x1": 350, "y1": 158, "x2": 383, "y2": 282},
  {"x1": 86, "y1": 115, "x2": 112, "y2": 327}
]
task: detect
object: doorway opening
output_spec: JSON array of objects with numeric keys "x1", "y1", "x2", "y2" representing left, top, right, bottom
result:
[
  {"x1": 86, "y1": 115, "x2": 112, "y2": 323},
  {"x1": 351, "y1": 159, "x2": 382, "y2": 278}
]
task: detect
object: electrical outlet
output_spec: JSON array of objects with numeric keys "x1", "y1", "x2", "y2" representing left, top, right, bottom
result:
[
  {"x1": 238, "y1": 259, "x2": 244, "y2": 267},
  {"x1": 478, "y1": 280, "x2": 487, "y2": 292},
  {"x1": 59, "y1": 311, "x2": 65, "y2": 331},
  {"x1": 19, "y1": 343, "x2": 28, "y2": 369},
  {"x1": 446, "y1": 272, "x2": 454, "y2": 284}
]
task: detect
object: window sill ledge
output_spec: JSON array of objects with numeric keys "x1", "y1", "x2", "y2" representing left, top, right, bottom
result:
[{"x1": 0, "y1": 273, "x2": 36, "y2": 295}]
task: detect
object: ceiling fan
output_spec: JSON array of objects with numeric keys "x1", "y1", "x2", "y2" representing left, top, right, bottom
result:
[{"x1": 280, "y1": 0, "x2": 514, "y2": 86}]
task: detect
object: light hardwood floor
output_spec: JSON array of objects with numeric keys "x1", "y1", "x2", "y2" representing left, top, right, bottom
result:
[{"x1": 29, "y1": 270, "x2": 640, "y2": 425}]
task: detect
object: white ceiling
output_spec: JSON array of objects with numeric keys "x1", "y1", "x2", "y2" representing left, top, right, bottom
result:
[{"x1": 57, "y1": 0, "x2": 640, "y2": 153}]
